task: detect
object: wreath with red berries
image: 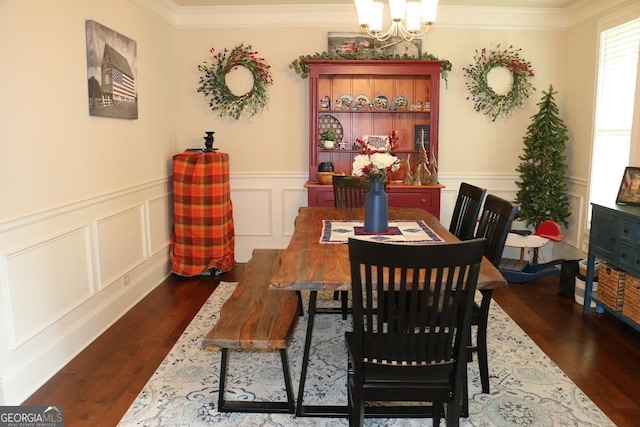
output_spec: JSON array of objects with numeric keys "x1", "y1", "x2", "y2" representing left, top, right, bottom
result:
[
  {"x1": 197, "y1": 44, "x2": 274, "y2": 120},
  {"x1": 463, "y1": 45, "x2": 535, "y2": 121}
]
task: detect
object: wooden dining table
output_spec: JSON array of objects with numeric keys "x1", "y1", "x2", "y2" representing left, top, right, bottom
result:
[{"x1": 269, "y1": 206, "x2": 508, "y2": 417}]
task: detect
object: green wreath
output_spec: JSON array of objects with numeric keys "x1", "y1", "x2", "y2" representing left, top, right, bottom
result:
[
  {"x1": 463, "y1": 45, "x2": 535, "y2": 121},
  {"x1": 197, "y1": 44, "x2": 274, "y2": 120}
]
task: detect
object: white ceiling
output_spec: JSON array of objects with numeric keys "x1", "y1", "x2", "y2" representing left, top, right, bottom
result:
[{"x1": 171, "y1": 0, "x2": 577, "y2": 8}]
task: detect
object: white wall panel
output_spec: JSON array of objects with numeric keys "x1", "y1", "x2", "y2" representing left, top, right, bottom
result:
[
  {"x1": 95, "y1": 205, "x2": 147, "y2": 290},
  {"x1": 2, "y1": 226, "x2": 93, "y2": 349},
  {"x1": 147, "y1": 194, "x2": 172, "y2": 256},
  {"x1": 282, "y1": 188, "x2": 307, "y2": 236},
  {"x1": 231, "y1": 189, "x2": 273, "y2": 236}
]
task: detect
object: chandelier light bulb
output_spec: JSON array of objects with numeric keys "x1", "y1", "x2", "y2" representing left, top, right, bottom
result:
[{"x1": 354, "y1": 0, "x2": 438, "y2": 42}]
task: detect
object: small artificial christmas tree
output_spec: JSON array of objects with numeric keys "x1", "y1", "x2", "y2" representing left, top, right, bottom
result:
[{"x1": 515, "y1": 85, "x2": 571, "y2": 229}]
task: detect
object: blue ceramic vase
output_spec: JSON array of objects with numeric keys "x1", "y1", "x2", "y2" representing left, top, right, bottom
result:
[{"x1": 364, "y1": 181, "x2": 388, "y2": 233}]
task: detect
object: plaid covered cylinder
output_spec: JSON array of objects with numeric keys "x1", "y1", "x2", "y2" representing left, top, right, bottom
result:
[{"x1": 170, "y1": 151, "x2": 236, "y2": 276}]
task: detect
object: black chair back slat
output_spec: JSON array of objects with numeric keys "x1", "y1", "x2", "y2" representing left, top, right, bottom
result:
[{"x1": 449, "y1": 183, "x2": 487, "y2": 241}]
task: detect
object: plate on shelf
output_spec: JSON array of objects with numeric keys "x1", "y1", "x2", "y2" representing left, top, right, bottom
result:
[
  {"x1": 354, "y1": 94, "x2": 371, "y2": 110},
  {"x1": 318, "y1": 115, "x2": 343, "y2": 149},
  {"x1": 336, "y1": 94, "x2": 354, "y2": 110},
  {"x1": 393, "y1": 95, "x2": 410, "y2": 110},
  {"x1": 373, "y1": 95, "x2": 389, "y2": 110}
]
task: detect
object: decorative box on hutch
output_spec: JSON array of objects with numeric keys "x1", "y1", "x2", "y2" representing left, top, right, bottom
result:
[
  {"x1": 304, "y1": 60, "x2": 444, "y2": 219},
  {"x1": 170, "y1": 149, "x2": 236, "y2": 276}
]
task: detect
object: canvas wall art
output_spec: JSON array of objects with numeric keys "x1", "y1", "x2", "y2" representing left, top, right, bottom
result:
[
  {"x1": 328, "y1": 32, "x2": 422, "y2": 57},
  {"x1": 85, "y1": 20, "x2": 138, "y2": 119}
]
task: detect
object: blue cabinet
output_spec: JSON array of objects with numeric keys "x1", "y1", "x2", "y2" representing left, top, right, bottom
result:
[{"x1": 585, "y1": 203, "x2": 640, "y2": 332}]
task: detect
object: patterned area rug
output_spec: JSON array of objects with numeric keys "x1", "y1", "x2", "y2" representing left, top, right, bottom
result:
[{"x1": 118, "y1": 282, "x2": 614, "y2": 427}]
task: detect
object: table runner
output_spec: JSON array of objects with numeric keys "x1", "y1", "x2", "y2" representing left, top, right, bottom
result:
[{"x1": 320, "y1": 220, "x2": 444, "y2": 244}]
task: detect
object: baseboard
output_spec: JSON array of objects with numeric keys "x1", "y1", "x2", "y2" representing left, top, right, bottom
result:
[{"x1": 0, "y1": 259, "x2": 170, "y2": 405}]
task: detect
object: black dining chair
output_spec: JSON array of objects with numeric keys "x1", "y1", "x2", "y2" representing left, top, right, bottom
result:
[
  {"x1": 331, "y1": 175, "x2": 370, "y2": 319},
  {"x1": 345, "y1": 237, "x2": 487, "y2": 426},
  {"x1": 470, "y1": 194, "x2": 518, "y2": 395},
  {"x1": 333, "y1": 175, "x2": 369, "y2": 209},
  {"x1": 449, "y1": 182, "x2": 486, "y2": 241}
]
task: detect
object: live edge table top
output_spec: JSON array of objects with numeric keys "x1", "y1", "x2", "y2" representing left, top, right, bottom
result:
[{"x1": 269, "y1": 207, "x2": 508, "y2": 292}]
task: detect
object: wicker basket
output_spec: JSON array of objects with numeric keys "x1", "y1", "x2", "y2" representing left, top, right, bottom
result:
[
  {"x1": 598, "y1": 263, "x2": 626, "y2": 310},
  {"x1": 622, "y1": 274, "x2": 640, "y2": 324},
  {"x1": 316, "y1": 172, "x2": 336, "y2": 185}
]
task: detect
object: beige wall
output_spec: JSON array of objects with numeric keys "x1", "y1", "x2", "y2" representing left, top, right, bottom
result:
[
  {"x1": 0, "y1": 0, "x2": 637, "y2": 407},
  {"x1": 0, "y1": 0, "x2": 178, "y2": 219},
  {"x1": 175, "y1": 25, "x2": 567, "y2": 176},
  {"x1": 0, "y1": 0, "x2": 177, "y2": 405}
]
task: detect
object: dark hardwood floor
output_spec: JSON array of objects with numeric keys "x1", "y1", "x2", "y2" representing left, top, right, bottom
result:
[{"x1": 23, "y1": 265, "x2": 640, "y2": 426}]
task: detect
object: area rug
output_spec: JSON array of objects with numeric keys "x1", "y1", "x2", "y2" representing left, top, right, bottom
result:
[{"x1": 118, "y1": 282, "x2": 615, "y2": 427}]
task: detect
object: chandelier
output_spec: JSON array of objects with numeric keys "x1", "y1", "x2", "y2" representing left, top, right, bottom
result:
[{"x1": 354, "y1": 0, "x2": 438, "y2": 42}]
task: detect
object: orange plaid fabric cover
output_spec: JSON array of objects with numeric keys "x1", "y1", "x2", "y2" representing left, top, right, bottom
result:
[{"x1": 170, "y1": 151, "x2": 236, "y2": 276}]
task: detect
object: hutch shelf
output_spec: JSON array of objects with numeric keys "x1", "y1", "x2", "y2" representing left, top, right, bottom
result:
[{"x1": 304, "y1": 60, "x2": 444, "y2": 218}]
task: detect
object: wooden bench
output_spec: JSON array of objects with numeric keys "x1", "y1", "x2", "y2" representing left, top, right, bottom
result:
[{"x1": 202, "y1": 249, "x2": 299, "y2": 414}]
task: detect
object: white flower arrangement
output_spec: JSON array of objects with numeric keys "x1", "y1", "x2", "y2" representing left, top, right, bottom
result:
[{"x1": 352, "y1": 131, "x2": 401, "y2": 183}]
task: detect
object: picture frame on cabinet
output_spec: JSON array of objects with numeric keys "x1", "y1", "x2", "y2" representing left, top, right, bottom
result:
[
  {"x1": 328, "y1": 32, "x2": 376, "y2": 56},
  {"x1": 363, "y1": 135, "x2": 390, "y2": 150},
  {"x1": 378, "y1": 38, "x2": 422, "y2": 57},
  {"x1": 616, "y1": 166, "x2": 640, "y2": 206},
  {"x1": 414, "y1": 125, "x2": 430, "y2": 151},
  {"x1": 327, "y1": 32, "x2": 422, "y2": 57}
]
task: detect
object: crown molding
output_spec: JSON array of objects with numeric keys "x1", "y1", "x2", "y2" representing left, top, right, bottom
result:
[
  {"x1": 176, "y1": 5, "x2": 357, "y2": 28},
  {"x1": 135, "y1": 1, "x2": 570, "y2": 30},
  {"x1": 437, "y1": 6, "x2": 567, "y2": 30},
  {"x1": 132, "y1": 0, "x2": 179, "y2": 26},
  {"x1": 567, "y1": 0, "x2": 640, "y2": 29}
]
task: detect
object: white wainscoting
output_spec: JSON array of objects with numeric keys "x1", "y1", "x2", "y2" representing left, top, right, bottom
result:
[
  {"x1": 230, "y1": 173, "x2": 590, "y2": 263},
  {"x1": 2, "y1": 225, "x2": 94, "y2": 350},
  {"x1": 0, "y1": 179, "x2": 172, "y2": 405},
  {"x1": 230, "y1": 173, "x2": 308, "y2": 262},
  {"x1": 95, "y1": 204, "x2": 148, "y2": 291},
  {"x1": 0, "y1": 172, "x2": 589, "y2": 405}
]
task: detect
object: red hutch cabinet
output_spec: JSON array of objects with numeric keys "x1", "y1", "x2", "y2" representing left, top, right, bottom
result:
[{"x1": 304, "y1": 60, "x2": 443, "y2": 218}]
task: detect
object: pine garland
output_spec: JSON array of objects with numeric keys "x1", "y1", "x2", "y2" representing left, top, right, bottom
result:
[
  {"x1": 289, "y1": 51, "x2": 452, "y2": 85},
  {"x1": 515, "y1": 85, "x2": 571, "y2": 229},
  {"x1": 463, "y1": 45, "x2": 535, "y2": 121},
  {"x1": 197, "y1": 44, "x2": 274, "y2": 120}
]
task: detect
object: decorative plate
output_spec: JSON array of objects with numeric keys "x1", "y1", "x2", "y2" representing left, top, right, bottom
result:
[
  {"x1": 373, "y1": 95, "x2": 389, "y2": 110},
  {"x1": 354, "y1": 94, "x2": 371, "y2": 110},
  {"x1": 336, "y1": 94, "x2": 354, "y2": 110},
  {"x1": 393, "y1": 95, "x2": 410, "y2": 110},
  {"x1": 318, "y1": 115, "x2": 343, "y2": 148}
]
